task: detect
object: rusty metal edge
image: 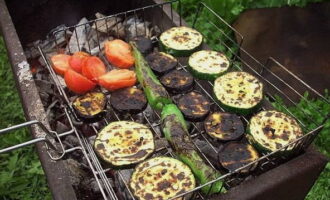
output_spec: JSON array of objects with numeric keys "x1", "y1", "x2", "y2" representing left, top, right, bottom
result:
[{"x1": 0, "y1": 0, "x2": 77, "y2": 200}]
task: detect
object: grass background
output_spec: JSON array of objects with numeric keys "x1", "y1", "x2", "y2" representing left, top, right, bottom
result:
[{"x1": 0, "y1": 0, "x2": 329, "y2": 199}]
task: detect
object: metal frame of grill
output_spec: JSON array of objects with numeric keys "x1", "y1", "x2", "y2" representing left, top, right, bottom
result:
[{"x1": 0, "y1": 0, "x2": 329, "y2": 199}]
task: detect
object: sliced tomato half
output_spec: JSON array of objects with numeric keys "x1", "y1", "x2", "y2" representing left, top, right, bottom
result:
[
  {"x1": 64, "y1": 69, "x2": 96, "y2": 94},
  {"x1": 98, "y1": 69, "x2": 136, "y2": 91},
  {"x1": 104, "y1": 39, "x2": 135, "y2": 69},
  {"x1": 69, "y1": 51, "x2": 90, "y2": 73},
  {"x1": 82, "y1": 56, "x2": 107, "y2": 82},
  {"x1": 51, "y1": 54, "x2": 71, "y2": 76}
]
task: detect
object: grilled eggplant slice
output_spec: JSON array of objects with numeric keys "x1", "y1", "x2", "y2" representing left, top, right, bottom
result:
[
  {"x1": 214, "y1": 71, "x2": 263, "y2": 115},
  {"x1": 134, "y1": 37, "x2": 153, "y2": 55},
  {"x1": 204, "y1": 112, "x2": 244, "y2": 141},
  {"x1": 146, "y1": 52, "x2": 178, "y2": 75},
  {"x1": 160, "y1": 70, "x2": 194, "y2": 93},
  {"x1": 188, "y1": 50, "x2": 230, "y2": 81},
  {"x1": 110, "y1": 87, "x2": 147, "y2": 114},
  {"x1": 72, "y1": 92, "x2": 106, "y2": 121},
  {"x1": 248, "y1": 110, "x2": 303, "y2": 153},
  {"x1": 94, "y1": 121, "x2": 155, "y2": 167},
  {"x1": 178, "y1": 91, "x2": 210, "y2": 121},
  {"x1": 160, "y1": 26, "x2": 203, "y2": 57},
  {"x1": 218, "y1": 142, "x2": 259, "y2": 173},
  {"x1": 130, "y1": 157, "x2": 196, "y2": 200}
]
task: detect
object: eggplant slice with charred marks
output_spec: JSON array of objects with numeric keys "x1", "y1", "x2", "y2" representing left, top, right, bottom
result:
[
  {"x1": 218, "y1": 142, "x2": 259, "y2": 173},
  {"x1": 160, "y1": 70, "x2": 194, "y2": 93},
  {"x1": 204, "y1": 112, "x2": 244, "y2": 141},
  {"x1": 110, "y1": 87, "x2": 147, "y2": 114},
  {"x1": 133, "y1": 37, "x2": 153, "y2": 55},
  {"x1": 146, "y1": 52, "x2": 178, "y2": 75},
  {"x1": 94, "y1": 121, "x2": 155, "y2": 167},
  {"x1": 130, "y1": 156, "x2": 196, "y2": 200},
  {"x1": 177, "y1": 91, "x2": 210, "y2": 121},
  {"x1": 72, "y1": 92, "x2": 106, "y2": 121}
]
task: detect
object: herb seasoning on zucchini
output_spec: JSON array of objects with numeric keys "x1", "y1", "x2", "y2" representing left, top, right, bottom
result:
[
  {"x1": 94, "y1": 121, "x2": 155, "y2": 167},
  {"x1": 204, "y1": 112, "x2": 244, "y2": 141},
  {"x1": 131, "y1": 42, "x2": 172, "y2": 110},
  {"x1": 146, "y1": 52, "x2": 178, "y2": 75},
  {"x1": 188, "y1": 50, "x2": 230, "y2": 80},
  {"x1": 214, "y1": 71, "x2": 263, "y2": 115},
  {"x1": 161, "y1": 104, "x2": 224, "y2": 195},
  {"x1": 130, "y1": 157, "x2": 196, "y2": 200},
  {"x1": 72, "y1": 92, "x2": 106, "y2": 121},
  {"x1": 160, "y1": 26, "x2": 203, "y2": 57},
  {"x1": 160, "y1": 70, "x2": 194, "y2": 93},
  {"x1": 248, "y1": 110, "x2": 303, "y2": 153},
  {"x1": 110, "y1": 87, "x2": 147, "y2": 114},
  {"x1": 177, "y1": 91, "x2": 210, "y2": 121}
]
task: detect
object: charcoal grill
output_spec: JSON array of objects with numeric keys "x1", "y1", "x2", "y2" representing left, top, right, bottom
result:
[{"x1": 0, "y1": 0, "x2": 328, "y2": 199}]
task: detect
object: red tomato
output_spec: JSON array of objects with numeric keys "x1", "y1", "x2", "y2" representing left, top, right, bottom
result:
[
  {"x1": 104, "y1": 39, "x2": 135, "y2": 69},
  {"x1": 82, "y1": 56, "x2": 107, "y2": 82},
  {"x1": 51, "y1": 54, "x2": 71, "y2": 76},
  {"x1": 69, "y1": 51, "x2": 90, "y2": 73},
  {"x1": 64, "y1": 69, "x2": 96, "y2": 94},
  {"x1": 98, "y1": 69, "x2": 136, "y2": 91}
]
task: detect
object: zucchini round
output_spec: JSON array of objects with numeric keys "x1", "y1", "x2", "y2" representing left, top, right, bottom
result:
[
  {"x1": 248, "y1": 110, "x2": 303, "y2": 153},
  {"x1": 213, "y1": 71, "x2": 263, "y2": 115},
  {"x1": 72, "y1": 92, "x2": 106, "y2": 121},
  {"x1": 110, "y1": 87, "x2": 147, "y2": 114},
  {"x1": 94, "y1": 121, "x2": 154, "y2": 167},
  {"x1": 188, "y1": 50, "x2": 230, "y2": 80},
  {"x1": 146, "y1": 52, "x2": 178, "y2": 75},
  {"x1": 177, "y1": 91, "x2": 210, "y2": 121},
  {"x1": 159, "y1": 26, "x2": 203, "y2": 57},
  {"x1": 130, "y1": 156, "x2": 196, "y2": 200},
  {"x1": 218, "y1": 142, "x2": 259, "y2": 173},
  {"x1": 204, "y1": 112, "x2": 244, "y2": 141},
  {"x1": 160, "y1": 70, "x2": 194, "y2": 93}
]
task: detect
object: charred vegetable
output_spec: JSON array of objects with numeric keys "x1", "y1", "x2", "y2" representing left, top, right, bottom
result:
[
  {"x1": 178, "y1": 91, "x2": 210, "y2": 121},
  {"x1": 161, "y1": 104, "x2": 224, "y2": 195},
  {"x1": 94, "y1": 121, "x2": 154, "y2": 167},
  {"x1": 133, "y1": 37, "x2": 153, "y2": 55},
  {"x1": 160, "y1": 26, "x2": 203, "y2": 57},
  {"x1": 131, "y1": 42, "x2": 172, "y2": 110},
  {"x1": 146, "y1": 52, "x2": 178, "y2": 75},
  {"x1": 130, "y1": 157, "x2": 196, "y2": 200},
  {"x1": 218, "y1": 142, "x2": 259, "y2": 173},
  {"x1": 188, "y1": 50, "x2": 230, "y2": 80},
  {"x1": 160, "y1": 70, "x2": 194, "y2": 93},
  {"x1": 204, "y1": 112, "x2": 244, "y2": 141},
  {"x1": 72, "y1": 92, "x2": 106, "y2": 120},
  {"x1": 214, "y1": 71, "x2": 263, "y2": 115},
  {"x1": 110, "y1": 87, "x2": 147, "y2": 114},
  {"x1": 248, "y1": 110, "x2": 303, "y2": 153}
]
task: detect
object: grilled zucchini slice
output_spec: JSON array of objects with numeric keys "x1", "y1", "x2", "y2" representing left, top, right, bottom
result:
[
  {"x1": 160, "y1": 70, "x2": 194, "y2": 93},
  {"x1": 160, "y1": 26, "x2": 203, "y2": 57},
  {"x1": 218, "y1": 142, "x2": 259, "y2": 173},
  {"x1": 146, "y1": 52, "x2": 178, "y2": 75},
  {"x1": 130, "y1": 156, "x2": 196, "y2": 200},
  {"x1": 248, "y1": 110, "x2": 303, "y2": 153},
  {"x1": 110, "y1": 87, "x2": 147, "y2": 114},
  {"x1": 188, "y1": 50, "x2": 230, "y2": 80},
  {"x1": 214, "y1": 72, "x2": 263, "y2": 115},
  {"x1": 94, "y1": 121, "x2": 154, "y2": 167},
  {"x1": 204, "y1": 112, "x2": 244, "y2": 141},
  {"x1": 177, "y1": 91, "x2": 210, "y2": 121},
  {"x1": 72, "y1": 92, "x2": 106, "y2": 121}
]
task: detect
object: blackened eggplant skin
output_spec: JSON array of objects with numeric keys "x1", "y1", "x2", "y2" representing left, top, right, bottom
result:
[
  {"x1": 204, "y1": 112, "x2": 244, "y2": 141},
  {"x1": 160, "y1": 70, "x2": 194, "y2": 93},
  {"x1": 110, "y1": 87, "x2": 147, "y2": 114},
  {"x1": 72, "y1": 92, "x2": 106, "y2": 122},
  {"x1": 133, "y1": 37, "x2": 153, "y2": 55},
  {"x1": 218, "y1": 142, "x2": 259, "y2": 173},
  {"x1": 145, "y1": 52, "x2": 178, "y2": 75},
  {"x1": 177, "y1": 91, "x2": 210, "y2": 121}
]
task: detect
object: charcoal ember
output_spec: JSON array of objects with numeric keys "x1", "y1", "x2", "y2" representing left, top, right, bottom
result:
[
  {"x1": 109, "y1": 22, "x2": 125, "y2": 39},
  {"x1": 125, "y1": 17, "x2": 152, "y2": 40},
  {"x1": 154, "y1": 137, "x2": 169, "y2": 150},
  {"x1": 92, "y1": 12, "x2": 122, "y2": 34},
  {"x1": 64, "y1": 158, "x2": 88, "y2": 187},
  {"x1": 67, "y1": 18, "x2": 90, "y2": 53},
  {"x1": 65, "y1": 135, "x2": 80, "y2": 147},
  {"x1": 88, "y1": 135, "x2": 96, "y2": 146}
]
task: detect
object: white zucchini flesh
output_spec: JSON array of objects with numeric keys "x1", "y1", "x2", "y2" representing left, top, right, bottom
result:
[
  {"x1": 160, "y1": 26, "x2": 203, "y2": 51},
  {"x1": 94, "y1": 121, "x2": 154, "y2": 166},
  {"x1": 214, "y1": 71, "x2": 263, "y2": 109},
  {"x1": 130, "y1": 157, "x2": 196, "y2": 200},
  {"x1": 249, "y1": 110, "x2": 303, "y2": 152},
  {"x1": 189, "y1": 50, "x2": 230, "y2": 74}
]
